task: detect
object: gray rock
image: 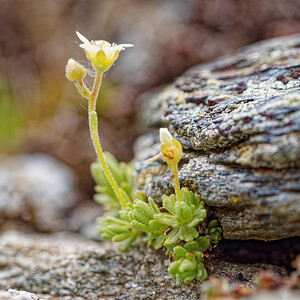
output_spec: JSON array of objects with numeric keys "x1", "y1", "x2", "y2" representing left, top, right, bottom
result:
[
  {"x1": 0, "y1": 154, "x2": 77, "y2": 232},
  {"x1": 134, "y1": 34, "x2": 300, "y2": 240},
  {"x1": 0, "y1": 231, "x2": 286, "y2": 299},
  {"x1": 6, "y1": 290, "x2": 39, "y2": 300}
]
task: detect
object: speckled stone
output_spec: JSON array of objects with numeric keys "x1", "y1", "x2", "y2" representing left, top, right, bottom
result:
[
  {"x1": 0, "y1": 154, "x2": 77, "y2": 232},
  {"x1": 0, "y1": 290, "x2": 39, "y2": 300},
  {"x1": 0, "y1": 231, "x2": 287, "y2": 300},
  {"x1": 135, "y1": 34, "x2": 300, "y2": 241}
]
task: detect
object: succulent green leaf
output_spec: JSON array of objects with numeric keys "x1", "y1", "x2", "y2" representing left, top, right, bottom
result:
[
  {"x1": 91, "y1": 152, "x2": 135, "y2": 220},
  {"x1": 165, "y1": 227, "x2": 180, "y2": 245},
  {"x1": 134, "y1": 190, "x2": 147, "y2": 202},
  {"x1": 148, "y1": 197, "x2": 160, "y2": 214},
  {"x1": 130, "y1": 220, "x2": 152, "y2": 233},
  {"x1": 186, "y1": 217, "x2": 202, "y2": 228},
  {"x1": 148, "y1": 219, "x2": 164, "y2": 230},
  {"x1": 194, "y1": 207, "x2": 206, "y2": 221},
  {"x1": 118, "y1": 235, "x2": 138, "y2": 252},
  {"x1": 112, "y1": 232, "x2": 133, "y2": 242},
  {"x1": 196, "y1": 262, "x2": 207, "y2": 282},
  {"x1": 175, "y1": 202, "x2": 193, "y2": 223},
  {"x1": 134, "y1": 200, "x2": 155, "y2": 220},
  {"x1": 106, "y1": 224, "x2": 130, "y2": 233},
  {"x1": 132, "y1": 207, "x2": 151, "y2": 225},
  {"x1": 162, "y1": 194, "x2": 176, "y2": 214},
  {"x1": 179, "y1": 226, "x2": 199, "y2": 242},
  {"x1": 173, "y1": 246, "x2": 188, "y2": 259},
  {"x1": 197, "y1": 236, "x2": 211, "y2": 252},
  {"x1": 178, "y1": 258, "x2": 196, "y2": 274},
  {"x1": 149, "y1": 234, "x2": 165, "y2": 250},
  {"x1": 184, "y1": 241, "x2": 199, "y2": 253},
  {"x1": 208, "y1": 219, "x2": 219, "y2": 229},
  {"x1": 168, "y1": 260, "x2": 181, "y2": 275}
]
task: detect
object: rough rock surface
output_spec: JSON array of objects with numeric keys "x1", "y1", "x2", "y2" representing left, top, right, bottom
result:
[
  {"x1": 135, "y1": 34, "x2": 300, "y2": 241},
  {"x1": 0, "y1": 231, "x2": 289, "y2": 300},
  {"x1": 0, "y1": 154, "x2": 77, "y2": 232},
  {"x1": 0, "y1": 289, "x2": 39, "y2": 300}
]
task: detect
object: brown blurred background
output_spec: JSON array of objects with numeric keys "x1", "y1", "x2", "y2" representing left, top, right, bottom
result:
[{"x1": 0, "y1": 0, "x2": 300, "y2": 204}]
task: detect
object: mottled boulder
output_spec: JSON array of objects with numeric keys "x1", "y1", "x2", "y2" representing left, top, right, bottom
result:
[
  {"x1": 135, "y1": 34, "x2": 300, "y2": 241},
  {"x1": 0, "y1": 154, "x2": 77, "y2": 232}
]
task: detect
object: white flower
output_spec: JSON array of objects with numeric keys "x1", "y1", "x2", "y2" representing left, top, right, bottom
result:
[{"x1": 76, "y1": 31, "x2": 133, "y2": 73}]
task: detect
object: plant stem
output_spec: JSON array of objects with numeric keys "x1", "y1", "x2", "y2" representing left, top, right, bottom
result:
[
  {"x1": 78, "y1": 79, "x2": 92, "y2": 98},
  {"x1": 89, "y1": 73, "x2": 102, "y2": 114},
  {"x1": 171, "y1": 162, "x2": 182, "y2": 202},
  {"x1": 74, "y1": 81, "x2": 91, "y2": 99},
  {"x1": 88, "y1": 72, "x2": 127, "y2": 209}
]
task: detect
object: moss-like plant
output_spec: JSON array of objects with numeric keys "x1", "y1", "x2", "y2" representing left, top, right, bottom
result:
[{"x1": 65, "y1": 31, "x2": 222, "y2": 285}]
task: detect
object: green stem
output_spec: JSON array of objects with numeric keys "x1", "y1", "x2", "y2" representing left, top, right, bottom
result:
[
  {"x1": 88, "y1": 73, "x2": 127, "y2": 209},
  {"x1": 171, "y1": 162, "x2": 182, "y2": 202},
  {"x1": 89, "y1": 73, "x2": 102, "y2": 114},
  {"x1": 74, "y1": 81, "x2": 91, "y2": 99},
  {"x1": 78, "y1": 79, "x2": 91, "y2": 98}
]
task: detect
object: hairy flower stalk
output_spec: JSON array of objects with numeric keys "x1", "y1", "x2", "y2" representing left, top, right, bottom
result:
[
  {"x1": 66, "y1": 31, "x2": 134, "y2": 209},
  {"x1": 88, "y1": 85, "x2": 127, "y2": 208}
]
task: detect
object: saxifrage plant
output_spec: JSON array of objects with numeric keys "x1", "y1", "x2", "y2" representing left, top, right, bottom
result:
[{"x1": 65, "y1": 31, "x2": 222, "y2": 285}]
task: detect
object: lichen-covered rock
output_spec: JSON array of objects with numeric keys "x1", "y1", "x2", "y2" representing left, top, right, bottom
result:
[
  {"x1": 0, "y1": 231, "x2": 286, "y2": 299},
  {"x1": 134, "y1": 34, "x2": 300, "y2": 241}
]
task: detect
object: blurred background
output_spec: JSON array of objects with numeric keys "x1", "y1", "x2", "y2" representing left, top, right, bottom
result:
[{"x1": 0, "y1": 0, "x2": 300, "y2": 234}]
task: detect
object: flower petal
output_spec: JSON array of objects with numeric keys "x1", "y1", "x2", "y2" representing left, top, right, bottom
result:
[
  {"x1": 159, "y1": 128, "x2": 173, "y2": 145},
  {"x1": 79, "y1": 44, "x2": 99, "y2": 57},
  {"x1": 118, "y1": 44, "x2": 134, "y2": 48},
  {"x1": 102, "y1": 47, "x2": 120, "y2": 58},
  {"x1": 76, "y1": 31, "x2": 90, "y2": 44}
]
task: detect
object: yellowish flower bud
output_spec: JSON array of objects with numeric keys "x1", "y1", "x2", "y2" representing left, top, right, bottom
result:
[
  {"x1": 65, "y1": 59, "x2": 86, "y2": 81},
  {"x1": 147, "y1": 128, "x2": 182, "y2": 165},
  {"x1": 159, "y1": 128, "x2": 182, "y2": 164},
  {"x1": 76, "y1": 31, "x2": 133, "y2": 73}
]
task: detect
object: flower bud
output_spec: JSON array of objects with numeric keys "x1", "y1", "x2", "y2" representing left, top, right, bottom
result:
[
  {"x1": 159, "y1": 128, "x2": 182, "y2": 164},
  {"x1": 65, "y1": 59, "x2": 86, "y2": 81}
]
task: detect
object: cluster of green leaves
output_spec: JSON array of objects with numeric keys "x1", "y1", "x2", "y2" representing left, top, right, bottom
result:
[
  {"x1": 129, "y1": 188, "x2": 207, "y2": 248},
  {"x1": 168, "y1": 220, "x2": 222, "y2": 285},
  {"x1": 91, "y1": 153, "x2": 222, "y2": 285},
  {"x1": 91, "y1": 152, "x2": 135, "y2": 217},
  {"x1": 91, "y1": 152, "x2": 142, "y2": 250}
]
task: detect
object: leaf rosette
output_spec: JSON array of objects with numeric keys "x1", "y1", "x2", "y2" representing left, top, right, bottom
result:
[{"x1": 155, "y1": 188, "x2": 206, "y2": 245}]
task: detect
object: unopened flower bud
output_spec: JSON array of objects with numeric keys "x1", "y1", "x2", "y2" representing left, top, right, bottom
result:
[
  {"x1": 65, "y1": 59, "x2": 86, "y2": 81},
  {"x1": 160, "y1": 128, "x2": 182, "y2": 164},
  {"x1": 147, "y1": 128, "x2": 182, "y2": 165}
]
